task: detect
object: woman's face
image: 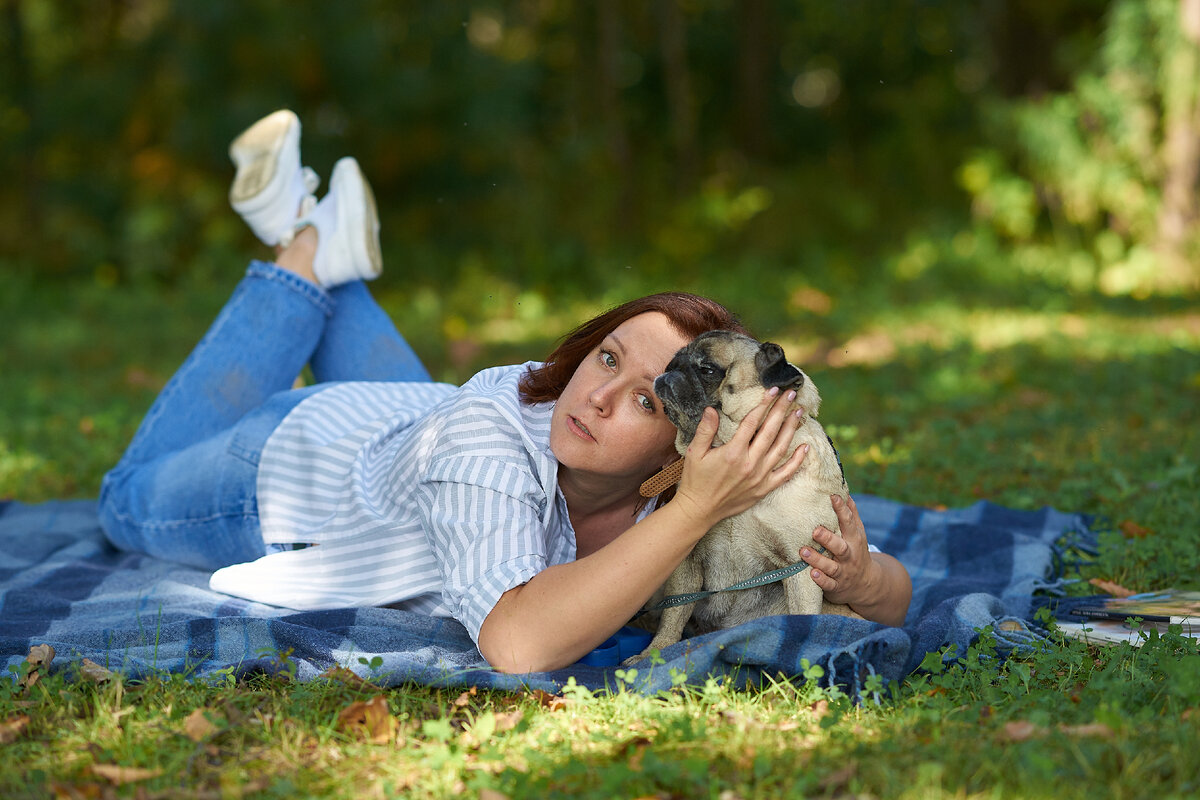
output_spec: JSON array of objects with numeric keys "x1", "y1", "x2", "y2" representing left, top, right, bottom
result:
[{"x1": 550, "y1": 312, "x2": 691, "y2": 483}]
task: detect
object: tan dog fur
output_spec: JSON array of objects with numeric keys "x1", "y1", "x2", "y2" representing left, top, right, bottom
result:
[{"x1": 627, "y1": 331, "x2": 861, "y2": 664}]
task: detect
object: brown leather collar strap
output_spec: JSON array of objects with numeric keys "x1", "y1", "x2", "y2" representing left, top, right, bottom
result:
[{"x1": 639, "y1": 458, "x2": 685, "y2": 498}]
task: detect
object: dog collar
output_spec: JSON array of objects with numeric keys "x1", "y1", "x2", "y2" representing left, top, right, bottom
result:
[
  {"x1": 640, "y1": 408, "x2": 819, "y2": 499},
  {"x1": 639, "y1": 458, "x2": 685, "y2": 498}
]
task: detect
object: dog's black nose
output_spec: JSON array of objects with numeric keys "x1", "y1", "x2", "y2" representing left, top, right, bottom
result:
[{"x1": 654, "y1": 372, "x2": 680, "y2": 403}]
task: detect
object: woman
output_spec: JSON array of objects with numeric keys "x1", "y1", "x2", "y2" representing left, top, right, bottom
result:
[{"x1": 99, "y1": 111, "x2": 911, "y2": 674}]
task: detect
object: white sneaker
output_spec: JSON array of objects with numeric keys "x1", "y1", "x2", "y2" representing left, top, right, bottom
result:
[
  {"x1": 229, "y1": 110, "x2": 320, "y2": 246},
  {"x1": 295, "y1": 156, "x2": 383, "y2": 287}
]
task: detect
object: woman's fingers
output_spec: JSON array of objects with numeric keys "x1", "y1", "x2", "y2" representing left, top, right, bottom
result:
[
  {"x1": 679, "y1": 389, "x2": 807, "y2": 521},
  {"x1": 801, "y1": 536, "x2": 840, "y2": 578},
  {"x1": 728, "y1": 387, "x2": 784, "y2": 447},
  {"x1": 685, "y1": 407, "x2": 720, "y2": 457},
  {"x1": 830, "y1": 494, "x2": 867, "y2": 544}
]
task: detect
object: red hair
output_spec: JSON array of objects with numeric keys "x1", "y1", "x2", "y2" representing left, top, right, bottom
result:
[{"x1": 519, "y1": 292, "x2": 750, "y2": 404}]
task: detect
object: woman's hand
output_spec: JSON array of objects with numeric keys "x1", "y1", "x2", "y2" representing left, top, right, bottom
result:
[
  {"x1": 672, "y1": 387, "x2": 808, "y2": 530},
  {"x1": 800, "y1": 494, "x2": 912, "y2": 626}
]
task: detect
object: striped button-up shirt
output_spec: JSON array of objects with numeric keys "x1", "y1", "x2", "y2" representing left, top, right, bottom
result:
[{"x1": 208, "y1": 363, "x2": 576, "y2": 644}]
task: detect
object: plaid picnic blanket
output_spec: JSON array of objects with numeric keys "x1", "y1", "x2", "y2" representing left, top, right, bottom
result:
[{"x1": 0, "y1": 496, "x2": 1093, "y2": 695}]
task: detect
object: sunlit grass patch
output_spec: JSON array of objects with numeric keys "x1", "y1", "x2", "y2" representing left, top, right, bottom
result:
[
  {"x1": 778, "y1": 306, "x2": 1200, "y2": 370},
  {"x1": 4, "y1": 625, "x2": 1198, "y2": 799},
  {"x1": 4, "y1": 261, "x2": 1198, "y2": 798}
]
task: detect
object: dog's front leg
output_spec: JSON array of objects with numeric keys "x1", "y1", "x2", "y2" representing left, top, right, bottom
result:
[
  {"x1": 782, "y1": 570, "x2": 825, "y2": 615},
  {"x1": 622, "y1": 556, "x2": 703, "y2": 666}
]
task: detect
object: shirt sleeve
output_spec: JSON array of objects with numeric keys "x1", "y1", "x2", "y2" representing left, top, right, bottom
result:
[{"x1": 421, "y1": 455, "x2": 553, "y2": 644}]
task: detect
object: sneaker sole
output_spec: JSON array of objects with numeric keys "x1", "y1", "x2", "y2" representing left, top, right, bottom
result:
[
  {"x1": 332, "y1": 157, "x2": 382, "y2": 279},
  {"x1": 229, "y1": 110, "x2": 299, "y2": 207}
]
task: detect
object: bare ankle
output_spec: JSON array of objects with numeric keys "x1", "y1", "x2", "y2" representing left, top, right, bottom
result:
[{"x1": 275, "y1": 226, "x2": 320, "y2": 284}]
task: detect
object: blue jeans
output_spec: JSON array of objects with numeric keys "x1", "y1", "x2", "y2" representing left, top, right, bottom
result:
[{"x1": 98, "y1": 261, "x2": 431, "y2": 570}]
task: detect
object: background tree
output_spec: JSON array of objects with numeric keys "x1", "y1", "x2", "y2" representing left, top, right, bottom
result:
[
  {"x1": 960, "y1": 0, "x2": 1200, "y2": 294},
  {"x1": 1, "y1": 0, "x2": 1194, "y2": 300}
]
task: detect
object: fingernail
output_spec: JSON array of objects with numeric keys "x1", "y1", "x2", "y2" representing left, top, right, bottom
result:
[
  {"x1": 831, "y1": 494, "x2": 842, "y2": 506},
  {"x1": 794, "y1": 409, "x2": 805, "y2": 420},
  {"x1": 786, "y1": 390, "x2": 797, "y2": 401},
  {"x1": 801, "y1": 548, "x2": 811, "y2": 558}
]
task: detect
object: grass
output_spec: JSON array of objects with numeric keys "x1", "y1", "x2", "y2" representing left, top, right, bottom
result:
[{"x1": 3, "y1": 261, "x2": 1199, "y2": 798}]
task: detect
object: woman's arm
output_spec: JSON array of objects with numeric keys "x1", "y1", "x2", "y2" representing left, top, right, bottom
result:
[
  {"x1": 478, "y1": 390, "x2": 809, "y2": 673},
  {"x1": 800, "y1": 494, "x2": 912, "y2": 626}
]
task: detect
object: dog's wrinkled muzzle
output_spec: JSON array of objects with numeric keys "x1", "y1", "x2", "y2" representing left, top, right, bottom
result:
[{"x1": 654, "y1": 369, "x2": 707, "y2": 439}]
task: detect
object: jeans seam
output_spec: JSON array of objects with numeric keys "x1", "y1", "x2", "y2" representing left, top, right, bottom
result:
[
  {"x1": 104, "y1": 504, "x2": 258, "y2": 531},
  {"x1": 247, "y1": 260, "x2": 335, "y2": 317}
]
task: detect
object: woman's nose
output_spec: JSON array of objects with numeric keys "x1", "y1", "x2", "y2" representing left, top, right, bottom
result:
[{"x1": 588, "y1": 381, "x2": 616, "y2": 414}]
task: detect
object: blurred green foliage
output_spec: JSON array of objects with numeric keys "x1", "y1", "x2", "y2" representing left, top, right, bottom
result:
[
  {"x1": 6, "y1": 0, "x2": 1164, "y2": 310},
  {"x1": 957, "y1": 0, "x2": 1200, "y2": 296}
]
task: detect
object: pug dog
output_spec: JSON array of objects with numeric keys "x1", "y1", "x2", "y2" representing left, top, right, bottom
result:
[{"x1": 626, "y1": 331, "x2": 861, "y2": 665}]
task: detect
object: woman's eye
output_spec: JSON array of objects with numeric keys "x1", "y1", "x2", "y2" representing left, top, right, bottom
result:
[
  {"x1": 600, "y1": 350, "x2": 617, "y2": 369},
  {"x1": 637, "y1": 394, "x2": 654, "y2": 412}
]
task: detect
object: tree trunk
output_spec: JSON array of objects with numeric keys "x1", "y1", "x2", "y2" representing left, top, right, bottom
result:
[
  {"x1": 736, "y1": 0, "x2": 771, "y2": 158},
  {"x1": 655, "y1": 0, "x2": 698, "y2": 191},
  {"x1": 5, "y1": 0, "x2": 40, "y2": 240},
  {"x1": 1155, "y1": 0, "x2": 1200, "y2": 288},
  {"x1": 596, "y1": 1, "x2": 635, "y2": 232}
]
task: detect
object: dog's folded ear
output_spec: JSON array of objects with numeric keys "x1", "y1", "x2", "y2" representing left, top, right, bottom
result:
[{"x1": 754, "y1": 342, "x2": 805, "y2": 391}]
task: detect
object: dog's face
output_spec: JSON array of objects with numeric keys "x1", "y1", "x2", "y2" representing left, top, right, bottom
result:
[{"x1": 654, "y1": 331, "x2": 821, "y2": 448}]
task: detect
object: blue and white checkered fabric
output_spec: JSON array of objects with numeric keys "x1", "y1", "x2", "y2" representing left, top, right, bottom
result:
[{"x1": 0, "y1": 495, "x2": 1093, "y2": 695}]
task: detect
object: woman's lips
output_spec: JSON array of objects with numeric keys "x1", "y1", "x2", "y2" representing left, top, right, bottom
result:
[{"x1": 568, "y1": 416, "x2": 595, "y2": 442}]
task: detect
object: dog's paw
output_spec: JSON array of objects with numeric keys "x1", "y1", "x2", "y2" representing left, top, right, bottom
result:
[{"x1": 621, "y1": 650, "x2": 650, "y2": 668}]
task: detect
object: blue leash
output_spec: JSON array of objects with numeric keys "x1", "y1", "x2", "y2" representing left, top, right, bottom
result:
[
  {"x1": 641, "y1": 544, "x2": 828, "y2": 614},
  {"x1": 578, "y1": 552, "x2": 828, "y2": 667}
]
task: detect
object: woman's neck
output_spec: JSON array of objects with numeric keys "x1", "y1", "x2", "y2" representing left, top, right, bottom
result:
[{"x1": 557, "y1": 466, "x2": 642, "y2": 558}]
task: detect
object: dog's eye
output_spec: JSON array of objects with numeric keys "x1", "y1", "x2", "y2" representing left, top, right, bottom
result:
[{"x1": 698, "y1": 364, "x2": 717, "y2": 377}]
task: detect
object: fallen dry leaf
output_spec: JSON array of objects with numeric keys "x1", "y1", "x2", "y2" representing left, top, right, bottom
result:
[
  {"x1": 27, "y1": 643, "x2": 55, "y2": 668},
  {"x1": 77, "y1": 659, "x2": 113, "y2": 683},
  {"x1": 23, "y1": 644, "x2": 55, "y2": 689},
  {"x1": 182, "y1": 708, "x2": 220, "y2": 742},
  {"x1": 50, "y1": 781, "x2": 103, "y2": 799},
  {"x1": 319, "y1": 666, "x2": 374, "y2": 689},
  {"x1": 1001, "y1": 720, "x2": 1042, "y2": 742},
  {"x1": 620, "y1": 736, "x2": 653, "y2": 772},
  {"x1": 88, "y1": 764, "x2": 163, "y2": 784},
  {"x1": 0, "y1": 714, "x2": 30, "y2": 744},
  {"x1": 479, "y1": 790, "x2": 510, "y2": 800},
  {"x1": 526, "y1": 688, "x2": 569, "y2": 711},
  {"x1": 997, "y1": 619, "x2": 1025, "y2": 632},
  {"x1": 1058, "y1": 722, "x2": 1115, "y2": 739},
  {"x1": 1088, "y1": 578, "x2": 1137, "y2": 598},
  {"x1": 123, "y1": 366, "x2": 162, "y2": 391},
  {"x1": 336, "y1": 694, "x2": 396, "y2": 744},
  {"x1": 453, "y1": 686, "x2": 478, "y2": 707},
  {"x1": 809, "y1": 698, "x2": 831, "y2": 721},
  {"x1": 819, "y1": 760, "x2": 859, "y2": 791},
  {"x1": 1119, "y1": 520, "x2": 1154, "y2": 539},
  {"x1": 494, "y1": 709, "x2": 524, "y2": 733}
]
